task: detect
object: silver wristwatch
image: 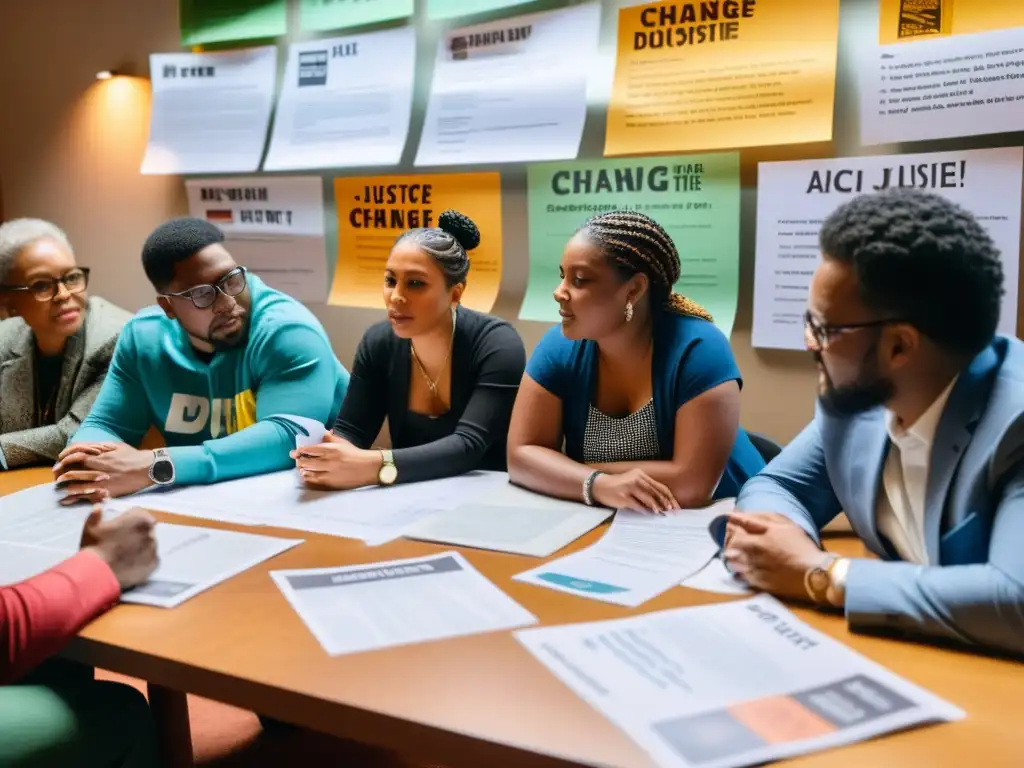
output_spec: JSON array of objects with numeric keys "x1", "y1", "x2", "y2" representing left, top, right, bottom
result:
[{"x1": 148, "y1": 447, "x2": 175, "y2": 486}]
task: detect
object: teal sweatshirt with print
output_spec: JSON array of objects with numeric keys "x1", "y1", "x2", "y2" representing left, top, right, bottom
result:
[{"x1": 72, "y1": 275, "x2": 350, "y2": 486}]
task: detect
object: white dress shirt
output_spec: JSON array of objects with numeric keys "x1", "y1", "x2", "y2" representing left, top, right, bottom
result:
[{"x1": 875, "y1": 377, "x2": 959, "y2": 565}]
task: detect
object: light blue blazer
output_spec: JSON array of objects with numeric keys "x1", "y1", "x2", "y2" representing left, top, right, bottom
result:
[{"x1": 721, "y1": 335, "x2": 1024, "y2": 657}]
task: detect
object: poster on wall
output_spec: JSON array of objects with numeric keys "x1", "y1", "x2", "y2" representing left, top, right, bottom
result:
[
  {"x1": 330, "y1": 173, "x2": 503, "y2": 311},
  {"x1": 427, "y1": 0, "x2": 533, "y2": 21},
  {"x1": 178, "y1": 0, "x2": 287, "y2": 46},
  {"x1": 185, "y1": 177, "x2": 328, "y2": 303},
  {"x1": 752, "y1": 147, "x2": 1023, "y2": 350},
  {"x1": 142, "y1": 47, "x2": 277, "y2": 175},
  {"x1": 264, "y1": 28, "x2": 416, "y2": 171},
  {"x1": 299, "y1": 0, "x2": 413, "y2": 32},
  {"x1": 604, "y1": 0, "x2": 840, "y2": 157},
  {"x1": 522, "y1": 153, "x2": 741, "y2": 340},
  {"x1": 861, "y1": 1, "x2": 1024, "y2": 145},
  {"x1": 415, "y1": 4, "x2": 601, "y2": 167}
]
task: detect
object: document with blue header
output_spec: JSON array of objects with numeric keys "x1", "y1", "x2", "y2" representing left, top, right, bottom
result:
[{"x1": 513, "y1": 500, "x2": 730, "y2": 607}]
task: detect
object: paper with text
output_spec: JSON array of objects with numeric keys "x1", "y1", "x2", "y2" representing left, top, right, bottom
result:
[
  {"x1": 415, "y1": 4, "x2": 601, "y2": 167},
  {"x1": 752, "y1": 146, "x2": 1022, "y2": 349},
  {"x1": 185, "y1": 178, "x2": 328, "y2": 302},
  {"x1": 265, "y1": 28, "x2": 416, "y2": 171},
  {"x1": 143, "y1": 47, "x2": 277, "y2": 175},
  {"x1": 404, "y1": 482, "x2": 612, "y2": 557},
  {"x1": 863, "y1": 1, "x2": 1024, "y2": 144},
  {"x1": 273, "y1": 551, "x2": 537, "y2": 655},
  {"x1": 513, "y1": 500, "x2": 729, "y2": 607},
  {"x1": 516, "y1": 595, "x2": 963, "y2": 768},
  {"x1": 679, "y1": 555, "x2": 752, "y2": 596}
]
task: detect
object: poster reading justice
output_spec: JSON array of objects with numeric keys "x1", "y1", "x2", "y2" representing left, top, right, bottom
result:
[{"x1": 330, "y1": 172, "x2": 503, "y2": 311}]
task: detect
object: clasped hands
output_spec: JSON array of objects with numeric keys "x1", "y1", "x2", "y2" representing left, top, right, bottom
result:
[
  {"x1": 52, "y1": 443, "x2": 156, "y2": 505},
  {"x1": 291, "y1": 432, "x2": 382, "y2": 490},
  {"x1": 721, "y1": 511, "x2": 830, "y2": 603}
]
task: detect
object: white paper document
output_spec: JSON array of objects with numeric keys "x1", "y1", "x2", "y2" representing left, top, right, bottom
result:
[
  {"x1": 108, "y1": 470, "x2": 507, "y2": 546},
  {"x1": 516, "y1": 595, "x2": 964, "y2": 768},
  {"x1": 513, "y1": 500, "x2": 728, "y2": 607},
  {"x1": 415, "y1": 3, "x2": 601, "y2": 167},
  {"x1": 185, "y1": 177, "x2": 328, "y2": 302},
  {"x1": 680, "y1": 556, "x2": 752, "y2": 596},
  {"x1": 0, "y1": 484, "x2": 299, "y2": 608},
  {"x1": 272, "y1": 551, "x2": 537, "y2": 656},
  {"x1": 122, "y1": 523, "x2": 300, "y2": 608},
  {"x1": 265, "y1": 27, "x2": 416, "y2": 171},
  {"x1": 403, "y1": 481, "x2": 612, "y2": 557},
  {"x1": 142, "y1": 46, "x2": 277, "y2": 174},
  {"x1": 752, "y1": 146, "x2": 1023, "y2": 349},
  {"x1": 861, "y1": 26, "x2": 1024, "y2": 146}
]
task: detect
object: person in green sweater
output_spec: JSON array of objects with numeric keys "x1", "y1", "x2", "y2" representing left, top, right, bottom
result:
[{"x1": 52, "y1": 217, "x2": 350, "y2": 502}]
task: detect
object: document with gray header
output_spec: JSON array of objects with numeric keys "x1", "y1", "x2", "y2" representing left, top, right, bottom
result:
[{"x1": 271, "y1": 551, "x2": 537, "y2": 656}]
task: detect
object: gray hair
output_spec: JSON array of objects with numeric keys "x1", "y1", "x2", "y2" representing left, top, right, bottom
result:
[{"x1": 0, "y1": 218, "x2": 73, "y2": 285}]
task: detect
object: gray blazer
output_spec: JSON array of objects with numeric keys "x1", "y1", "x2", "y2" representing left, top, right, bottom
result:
[
  {"x1": 718, "y1": 336, "x2": 1024, "y2": 657},
  {"x1": 0, "y1": 296, "x2": 133, "y2": 467}
]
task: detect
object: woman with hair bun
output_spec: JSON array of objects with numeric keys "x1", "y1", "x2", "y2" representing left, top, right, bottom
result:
[
  {"x1": 507, "y1": 210, "x2": 764, "y2": 513},
  {"x1": 293, "y1": 209, "x2": 526, "y2": 489}
]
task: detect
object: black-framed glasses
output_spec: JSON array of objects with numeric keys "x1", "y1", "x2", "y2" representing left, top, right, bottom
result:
[
  {"x1": 803, "y1": 310, "x2": 906, "y2": 350},
  {"x1": 0, "y1": 268, "x2": 90, "y2": 302},
  {"x1": 160, "y1": 266, "x2": 247, "y2": 309}
]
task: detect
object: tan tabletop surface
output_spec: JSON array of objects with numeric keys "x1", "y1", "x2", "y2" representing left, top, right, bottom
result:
[{"x1": 2, "y1": 468, "x2": 1022, "y2": 767}]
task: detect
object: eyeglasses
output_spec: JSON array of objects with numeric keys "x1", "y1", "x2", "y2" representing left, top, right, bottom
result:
[
  {"x1": 0, "y1": 268, "x2": 90, "y2": 302},
  {"x1": 160, "y1": 266, "x2": 247, "y2": 309},
  {"x1": 803, "y1": 310, "x2": 906, "y2": 350}
]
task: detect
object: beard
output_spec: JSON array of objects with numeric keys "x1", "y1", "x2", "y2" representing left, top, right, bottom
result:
[{"x1": 815, "y1": 349, "x2": 895, "y2": 417}]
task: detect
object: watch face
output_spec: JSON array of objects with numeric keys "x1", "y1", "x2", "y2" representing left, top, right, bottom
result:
[
  {"x1": 808, "y1": 569, "x2": 829, "y2": 593},
  {"x1": 379, "y1": 464, "x2": 398, "y2": 485},
  {"x1": 152, "y1": 460, "x2": 174, "y2": 484}
]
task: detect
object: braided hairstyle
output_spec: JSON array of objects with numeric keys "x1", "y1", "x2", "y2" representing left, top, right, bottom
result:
[
  {"x1": 395, "y1": 209, "x2": 481, "y2": 288},
  {"x1": 577, "y1": 210, "x2": 712, "y2": 321}
]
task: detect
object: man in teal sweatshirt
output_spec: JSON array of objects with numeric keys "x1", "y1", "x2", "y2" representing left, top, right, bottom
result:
[{"x1": 53, "y1": 217, "x2": 349, "y2": 502}]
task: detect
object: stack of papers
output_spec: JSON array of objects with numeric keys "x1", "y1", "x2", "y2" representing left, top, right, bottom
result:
[
  {"x1": 513, "y1": 500, "x2": 729, "y2": 607},
  {"x1": 272, "y1": 551, "x2": 536, "y2": 656},
  {"x1": 0, "y1": 483, "x2": 300, "y2": 608},
  {"x1": 403, "y1": 481, "x2": 613, "y2": 557},
  {"x1": 516, "y1": 595, "x2": 964, "y2": 767}
]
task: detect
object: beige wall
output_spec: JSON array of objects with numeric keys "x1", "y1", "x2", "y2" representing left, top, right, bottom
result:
[{"x1": 1, "y1": 0, "x2": 1019, "y2": 446}]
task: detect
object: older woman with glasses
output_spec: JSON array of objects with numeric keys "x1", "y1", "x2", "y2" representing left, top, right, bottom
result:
[{"x1": 0, "y1": 219, "x2": 132, "y2": 468}]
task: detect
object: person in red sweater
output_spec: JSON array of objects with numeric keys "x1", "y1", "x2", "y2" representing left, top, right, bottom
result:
[{"x1": 0, "y1": 504, "x2": 160, "y2": 767}]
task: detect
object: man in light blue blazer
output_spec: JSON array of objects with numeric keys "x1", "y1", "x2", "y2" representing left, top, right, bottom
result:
[{"x1": 716, "y1": 187, "x2": 1024, "y2": 657}]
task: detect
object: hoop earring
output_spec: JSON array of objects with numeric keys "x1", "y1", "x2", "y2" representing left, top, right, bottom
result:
[{"x1": 624, "y1": 301, "x2": 634, "y2": 323}]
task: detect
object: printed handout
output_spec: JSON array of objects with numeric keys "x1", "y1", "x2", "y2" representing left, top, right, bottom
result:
[
  {"x1": 272, "y1": 551, "x2": 537, "y2": 655},
  {"x1": 517, "y1": 595, "x2": 964, "y2": 768}
]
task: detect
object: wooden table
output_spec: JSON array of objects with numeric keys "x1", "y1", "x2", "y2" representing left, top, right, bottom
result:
[{"x1": 3, "y1": 468, "x2": 1023, "y2": 766}]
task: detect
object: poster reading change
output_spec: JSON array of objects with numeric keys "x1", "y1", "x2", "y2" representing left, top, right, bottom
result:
[
  {"x1": 861, "y1": 0, "x2": 1024, "y2": 144},
  {"x1": 604, "y1": 0, "x2": 840, "y2": 156},
  {"x1": 330, "y1": 173, "x2": 502, "y2": 311},
  {"x1": 752, "y1": 147, "x2": 1023, "y2": 350},
  {"x1": 522, "y1": 153, "x2": 741, "y2": 339}
]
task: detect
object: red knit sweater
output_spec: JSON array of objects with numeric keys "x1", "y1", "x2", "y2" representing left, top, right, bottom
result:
[{"x1": 1, "y1": 550, "x2": 120, "y2": 684}]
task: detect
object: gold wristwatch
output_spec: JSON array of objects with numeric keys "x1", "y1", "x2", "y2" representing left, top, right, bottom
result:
[
  {"x1": 378, "y1": 449, "x2": 397, "y2": 485},
  {"x1": 804, "y1": 554, "x2": 837, "y2": 604}
]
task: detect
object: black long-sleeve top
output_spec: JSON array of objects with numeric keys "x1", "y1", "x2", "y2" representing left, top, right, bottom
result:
[{"x1": 332, "y1": 307, "x2": 526, "y2": 484}]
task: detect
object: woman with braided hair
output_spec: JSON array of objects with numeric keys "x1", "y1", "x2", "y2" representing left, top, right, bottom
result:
[
  {"x1": 508, "y1": 210, "x2": 763, "y2": 513},
  {"x1": 294, "y1": 209, "x2": 526, "y2": 489}
]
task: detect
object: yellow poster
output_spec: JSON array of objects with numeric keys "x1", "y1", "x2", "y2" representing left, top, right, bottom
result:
[
  {"x1": 879, "y1": 0, "x2": 1024, "y2": 45},
  {"x1": 330, "y1": 173, "x2": 503, "y2": 311},
  {"x1": 604, "y1": 0, "x2": 840, "y2": 157}
]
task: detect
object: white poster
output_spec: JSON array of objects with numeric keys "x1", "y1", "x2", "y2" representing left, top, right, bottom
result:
[
  {"x1": 861, "y1": 26, "x2": 1024, "y2": 145},
  {"x1": 517, "y1": 595, "x2": 963, "y2": 768},
  {"x1": 264, "y1": 28, "x2": 416, "y2": 171},
  {"x1": 142, "y1": 47, "x2": 277, "y2": 175},
  {"x1": 185, "y1": 177, "x2": 328, "y2": 302},
  {"x1": 752, "y1": 147, "x2": 1023, "y2": 350},
  {"x1": 414, "y1": 3, "x2": 601, "y2": 167}
]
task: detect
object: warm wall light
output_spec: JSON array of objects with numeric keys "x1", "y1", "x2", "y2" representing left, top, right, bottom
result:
[{"x1": 96, "y1": 70, "x2": 115, "y2": 80}]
